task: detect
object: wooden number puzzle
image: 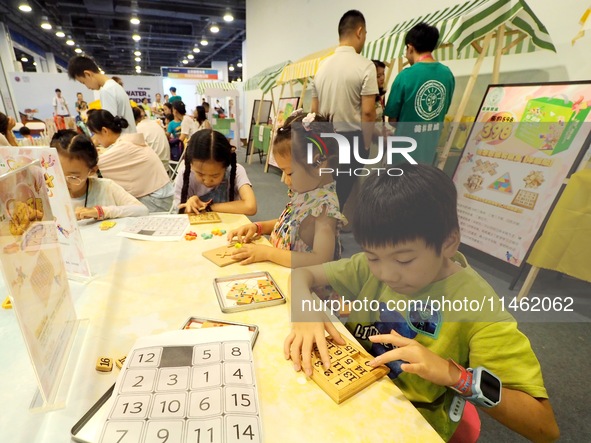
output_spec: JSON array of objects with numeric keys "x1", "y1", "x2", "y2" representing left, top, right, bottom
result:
[
  {"x1": 99, "y1": 328, "x2": 262, "y2": 443},
  {"x1": 202, "y1": 244, "x2": 241, "y2": 267},
  {"x1": 188, "y1": 212, "x2": 221, "y2": 225},
  {"x1": 213, "y1": 272, "x2": 286, "y2": 313},
  {"x1": 309, "y1": 337, "x2": 389, "y2": 404},
  {"x1": 511, "y1": 189, "x2": 539, "y2": 210}
]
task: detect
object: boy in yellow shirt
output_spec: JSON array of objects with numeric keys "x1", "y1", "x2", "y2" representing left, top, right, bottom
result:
[{"x1": 285, "y1": 164, "x2": 559, "y2": 442}]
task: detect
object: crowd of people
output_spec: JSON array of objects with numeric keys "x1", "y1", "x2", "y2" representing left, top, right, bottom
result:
[{"x1": 0, "y1": 9, "x2": 560, "y2": 442}]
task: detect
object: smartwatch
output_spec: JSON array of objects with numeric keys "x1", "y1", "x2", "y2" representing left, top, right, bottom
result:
[{"x1": 464, "y1": 366, "x2": 502, "y2": 408}]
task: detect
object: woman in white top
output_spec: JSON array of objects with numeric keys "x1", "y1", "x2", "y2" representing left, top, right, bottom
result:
[
  {"x1": 193, "y1": 105, "x2": 212, "y2": 131},
  {"x1": 86, "y1": 109, "x2": 174, "y2": 212},
  {"x1": 171, "y1": 100, "x2": 198, "y2": 144},
  {"x1": 133, "y1": 107, "x2": 170, "y2": 169},
  {"x1": 50, "y1": 129, "x2": 148, "y2": 220}
]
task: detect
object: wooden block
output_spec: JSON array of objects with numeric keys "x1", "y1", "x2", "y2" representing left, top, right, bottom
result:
[
  {"x1": 257, "y1": 279, "x2": 273, "y2": 289},
  {"x1": 226, "y1": 288, "x2": 245, "y2": 300},
  {"x1": 187, "y1": 212, "x2": 221, "y2": 225},
  {"x1": 201, "y1": 321, "x2": 229, "y2": 328},
  {"x1": 115, "y1": 356, "x2": 126, "y2": 369},
  {"x1": 96, "y1": 357, "x2": 113, "y2": 372},
  {"x1": 309, "y1": 337, "x2": 390, "y2": 404},
  {"x1": 202, "y1": 245, "x2": 239, "y2": 267},
  {"x1": 236, "y1": 295, "x2": 253, "y2": 305},
  {"x1": 99, "y1": 221, "x2": 116, "y2": 231},
  {"x1": 2, "y1": 296, "x2": 12, "y2": 309},
  {"x1": 232, "y1": 283, "x2": 247, "y2": 291}
]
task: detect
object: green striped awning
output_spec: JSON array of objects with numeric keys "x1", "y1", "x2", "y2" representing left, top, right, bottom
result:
[
  {"x1": 363, "y1": 0, "x2": 555, "y2": 62},
  {"x1": 244, "y1": 61, "x2": 291, "y2": 94},
  {"x1": 277, "y1": 47, "x2": 336, "y2": 84},
  {"x1": 196, "y1": 81, "x2": 237, "y2": 95}
]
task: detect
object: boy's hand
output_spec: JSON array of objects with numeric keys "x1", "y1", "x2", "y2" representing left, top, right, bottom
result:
[
  {"x1": 179, "y1": 196, "x2": 211, "y2": 213},
  {"x1": 284, "y1": 322, "x2": 346, "y2": 377},
  {"x1": 232, "y1": 243, "x2": 268, "y2": 265},
  {"x1": 227, "y1": 223, "x2": 257, "y2": 243},
  {"x1": 368, "y1": 330, "x2": 460, "y2": 387}
]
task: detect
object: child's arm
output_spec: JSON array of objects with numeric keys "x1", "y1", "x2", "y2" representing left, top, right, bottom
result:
[
  {"x1": 210, "y1": 184, "x2": 257, "y2": 215},
  {"x1": 367, "y1": 331, "x2": 559, "y2": 443},
  {"x1": 227, "y1": 219, "x2": 278, "y2": 243},
  {"x1": 231, "y1": 210, "x2": 337, "y2": 268},
  {"x1": 283, "y1": 266, "x2": 346, "y2": 376},
  {"x1": 102, "y1": 181, "x2": 149, "y2": 218}
]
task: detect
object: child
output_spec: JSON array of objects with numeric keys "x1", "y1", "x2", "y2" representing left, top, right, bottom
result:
[
  {"x1": 284, "y1": 164, "x2": 559, "y2": 442},
  {"x1": 86, "y1": 109, "x2": 174, "y2": 212},
  {"x1": 174, "y1": 129, "x2": 256, "y2": 215},
  {"x1": 51, "y1": 130, "x2": 148, "y2": 220},
  {"x1": 228, "y1": 112, "x2": 345, "y2": 268},
  {"x1": 19, "y1": 126, "x2": 34, "y2": 143}
]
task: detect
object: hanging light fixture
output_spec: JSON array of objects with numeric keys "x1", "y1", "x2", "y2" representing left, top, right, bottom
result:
[
  {"x1": 229, "y1": 65, "x2": 235, "y2": 72},
  {"x1": 55, "y1": 27, "x2": 65, "y2": 38},
  {"x1": 130, "y1": 17, "x2": 140, "y2": 25},
  {"x1": 210, "y1": 22, "x2": 220, "y2": 33},
  {"x1": 132, "y1": 34, "x2": 141, "y2": 42},
  {"x1": 187, "y1": 54, "x2": 194, "y2": 60},
  {"x1": 40, "y1": 16, "x2": 52, "y2": 30},
  {"x1": 18, "y1": 2, "x2": 32, "y2": 13},
  {"x1": 134, "y1": 50, "x2": 141, "y2": 56},
  {"x1": 223, "y1": 9, "x2": 234, "y2": 22},
  {"x1": 200, "y1": 36, "x2": 208, "y2": 46},
  {"x1": 21, "y1": 56, "x2": 29, "y2": 62},
  {"x1": 66, "y1": 37, "x2": 75, "y2": 46},
  {"x1": 237, "y1": 60, "x2": 243, "y2": 68},
  {"x1": 75, "y1": 47, "x2": 83, "y2": 54},
  {"x1": 182, "y1": 59, "x2": 189, "y2": 65},
  {"x1": 135, "y1": 57, "x2": 141, "y2": 62},
  {"x1": 193, "y1": 46, "x2": 201, "y2": 53}
]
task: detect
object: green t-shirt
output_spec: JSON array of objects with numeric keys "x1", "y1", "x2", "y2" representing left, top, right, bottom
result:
[
  {"x1": 168, "y1": 95, "x2": 182, "y2": 104},
  {"x1": 323, "y1": 252, "x2": 547, "y2": 441},
  {"x1": 385, "y1": 62, "x2": 455, "y2": 165}
]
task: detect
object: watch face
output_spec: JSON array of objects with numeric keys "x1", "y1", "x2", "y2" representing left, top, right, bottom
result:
[{"x1": 480, "y1": 370, "x2": 501, "y2": 403}]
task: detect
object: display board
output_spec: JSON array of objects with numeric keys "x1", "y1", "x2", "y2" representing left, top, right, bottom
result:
[
  {"x1": 452, "y1": 81, "x2": 591, "y2": 266},
  {"x1": 0, "y1": 147, "x2": 91, "y2": 279},
  {"x1": 0, "y1": 160, "x2": 79, "y2": 406},
  {"x1": 246, "y1": 100, "x2": 272, "y2": 163}
]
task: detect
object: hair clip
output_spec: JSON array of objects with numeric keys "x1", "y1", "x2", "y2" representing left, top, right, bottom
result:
[{"x1": 302, "y1": 112, "x2": 316, "y2": 131}]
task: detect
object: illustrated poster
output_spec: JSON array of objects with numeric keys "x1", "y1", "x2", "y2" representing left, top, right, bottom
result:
[{"x1": 452, "y1": 82, "x2": 591, "y2": 266}]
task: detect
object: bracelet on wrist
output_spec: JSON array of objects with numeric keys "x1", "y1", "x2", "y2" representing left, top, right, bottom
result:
[
  {"x1": 254, "y1": 222, "x2": 263, "y2": 236},
  {"x1": 448, "y1": 359, "x2": 473, "y2": 396},
  {"x1": 95, "y1": 205, "x2": 105, "y2": 220}
]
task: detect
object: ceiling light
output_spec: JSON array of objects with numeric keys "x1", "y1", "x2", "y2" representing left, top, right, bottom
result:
[
  {"x1": 210, "y1": 23, "x2": 219, "y2": 33},
  {"x1": 182, "y1": 59, "x2": 189, "y2": 65},
  {"x1": 55, "y1": 27, "x2": 65, "y2": 38},
  {"x1": 135, "y1": 57, "x2": 141, "y2": 62},
  {"x1": 187, "y1": 54, "x2": 194, "y2": 60},
  {"x1": 237, "y1": 60, "x2": 242, "y2": 68},
  {"x1": 134, "y1": 50, "x2": 141, "y2": 56},
  {"x1": 33, "y1": 62, "x2": 37, "y2": 66},
  {"x1": 132, "y1": 34, "x2": 141, "y2": 42},
  {"x1": 75, "y1": 47, "x2": 83, "y2": 54},
  {"x1": 135, "y1": 65, "x2": 141, "y2": 70},
  {"x1": 229, "y1": 65, "x2": 235, "y2": 72},
  {"x1": 130, "y1": 17, "x2": 140, "y2": 25},
  {"x1": 21, "y1": 56, "x2": 28, "y2": 62},
  {"x1": 193, "y1": 47, "x2": 200, "y2": 53},
  {"x1": 99, "y1": 69, "x2": 105, "y2": 74},
  {"x1": 40, "y1": 16, "x2": 52, "y2": 30},
  {"x1": 18, "y1": 2, "x2": 32, "y2": 13},
  {"x1": 236, "y1": 78, "x2": 241, "y2": 82},
  {"x1": 66, "y1": 38, "x2": 75, "y2": 46},
  {"x1": 223, "y1": 10, "x2": 234, "y2": 22},
  {"x1": 200, "y1": 36, "x2": 208, "y2": 46}
]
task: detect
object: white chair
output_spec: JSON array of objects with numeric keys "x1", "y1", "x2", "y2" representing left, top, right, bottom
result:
[{"x1": 168, "y1": 148, "x2": 186, "y2": 181}]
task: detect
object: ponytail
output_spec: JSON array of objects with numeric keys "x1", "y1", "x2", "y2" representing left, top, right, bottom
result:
[
  {"x1": 229, "y1": 151, "x2": 237, "y2": 202},
  {"x1": 86, "y1": 109, "x2": 127, "y2": 134},
  {"x1": 178, "y1": 142, "x2": 193, "y2": 214}
]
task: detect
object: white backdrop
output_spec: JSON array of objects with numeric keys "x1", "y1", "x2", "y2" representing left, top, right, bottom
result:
[{"x1": 8, "y1": 72, "x2": 164, "y2": 122}]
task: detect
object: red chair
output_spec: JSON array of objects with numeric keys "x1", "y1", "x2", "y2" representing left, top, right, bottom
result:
[{"x1": 449, "y1": 401, "x2": 481, "y2": 443}]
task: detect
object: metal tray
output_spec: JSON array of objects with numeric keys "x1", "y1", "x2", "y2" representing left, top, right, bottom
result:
[
  {"x1": 181, "y1": 316, "x2": 259, "y2": 345},
  {"x1": 214, "y1": 271, "x2": 286, "y2": 313}
]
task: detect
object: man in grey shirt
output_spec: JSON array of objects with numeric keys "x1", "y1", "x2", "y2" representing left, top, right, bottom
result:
[{"x1": 311, "y1": 9, "x2": 377, "y2": 208}]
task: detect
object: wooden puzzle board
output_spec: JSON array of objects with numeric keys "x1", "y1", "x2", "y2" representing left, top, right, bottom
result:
[
  {"x1": 98, "y1": 328, "x2": 263, "y2": 443},
  {"x1": 188, "y1": 212, "x2": 222, "y2": 225},
  {"x1": 309, "y1": 337, "x2": 389, "y2": 404},
  {"x1": 202, "y1": 244, "x2": 241, "y2": 267},
  {"x1": 511, "y1": 189, "x2": 539, "y2": 210},
  {"x1": 213, "y1": 271, "x2": 286, "y2": 313}
]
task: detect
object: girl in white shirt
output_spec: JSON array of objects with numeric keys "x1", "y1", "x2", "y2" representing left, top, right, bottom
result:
[
  {"x1": 171, "y1": 100, "x2": 198, "y2": 144},
  {"x1": 51, "y1": 130, "x2": 148, "y2": 220}
]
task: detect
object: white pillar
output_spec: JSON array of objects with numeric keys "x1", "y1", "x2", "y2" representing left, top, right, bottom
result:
[
  {"x1": 46, "y1": 52, "x2": 58, "y2": 73},
  {"x1": 33, "y1": 55, "x2": 44, "y2": 72},
  {"x1": 211, "y1": 61, "x2": 228, "y2": 82},
  {"x1": 0, "y1": 22, "x2": 18, "y2": 118}
]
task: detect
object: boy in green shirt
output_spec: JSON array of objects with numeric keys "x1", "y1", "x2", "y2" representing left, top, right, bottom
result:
[{"x1": 285, "y1": 164, "x2": 558, "y2": 442}]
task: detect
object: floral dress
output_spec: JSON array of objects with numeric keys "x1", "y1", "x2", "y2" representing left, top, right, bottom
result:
[{"x1": 269, "y1": 182, "x2": 346, "y2": 257}]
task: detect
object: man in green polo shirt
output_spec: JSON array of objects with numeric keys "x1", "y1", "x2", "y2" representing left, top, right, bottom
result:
[{"x1": 385, "y1": 23, "x2": 455, "y2": 165}]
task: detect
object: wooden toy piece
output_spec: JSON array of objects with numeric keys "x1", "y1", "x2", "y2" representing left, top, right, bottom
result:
[
  {"x1": 115, "y1": 356, "x2": 126, "y2": 369},
  {"x1": 201, "y1": 233, "x2": 213, "y2": 239},
  {"x1": 211, "y1": 228, "x2": 225, "y2": 236},
  {"x1": 257, "y1": 279, "x2": 273, "y2": 289},
  {"x1": 202, "y1": 245, "x2": 240, "y2": 267},
  {"x1": 187, "y1": 212, "x2": 222, "y2": 225},
  {"x1": 99, "y1": 221, "x2": 117, "y2": 231},
  {"x1": 184, "y1": 231, "x2": 198, "y2": 241},
  {"x1": 2, "y1": 296, "x2": 12, "y2": 309},
  {"x1": 236, "y1": 294, "x2": 254, "y2": 305},
  {"x1": 308, "y1": 337, "x2": 389, "y2": 404},
  {"x1": 96, "y1": 357, "x2": 113, "y2": 372},
  {"x1": 226, "y1": 288, "x2": 245, "y2": 300},
  {"x1": 201, "y1": 321, "x2": 229, "y2": 328},
  {"x1": 253, "y1": 289, "x2": 283, "y2": 302}
]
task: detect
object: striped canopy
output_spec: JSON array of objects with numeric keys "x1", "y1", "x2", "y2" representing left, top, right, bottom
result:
[
  {"x1": 363, "y1": 0, "x2": 555, "y2": 62},
  {"x1": 196, "y1": 81, "x2": 237, "y2": 95},
  {"x1": 277, "y1": 47, "x2": 336, "y2": 84},
  {"x1": 244, "y1": 61, "x2": 291, "y2": 94}
]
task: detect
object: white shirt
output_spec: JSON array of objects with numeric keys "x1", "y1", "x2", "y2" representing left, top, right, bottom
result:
[
  {"x1": 311, "y1": 46, "x2": 378, "y2": 132},
  {"x1": 71, "y1": 177, "x2": 148, "y2": 219},
  {"x1": 180, "y1": 115, "x2": 198, "y2": 140},
  {"x1": 53, "y1": 95, "x2": 69, "y2": 116},
  {"x1": 137, "y1": 119, "x2": 170, "y2": 169},
  {"x1": 100, "y1": 79, "x2": 137, "y2": 133}
]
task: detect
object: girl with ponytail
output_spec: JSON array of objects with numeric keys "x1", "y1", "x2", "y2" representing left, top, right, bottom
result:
[
  {"x1": 174, "y1": 129, "x2": 256, "y2": 215},
  {"x1": 87, "y1": 109, "x2": 174, "y2": 212}
]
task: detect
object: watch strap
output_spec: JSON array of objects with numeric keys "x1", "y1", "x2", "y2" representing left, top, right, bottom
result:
[{"x1": 448, "y1": 359, "x2": 473, "y2": 396}]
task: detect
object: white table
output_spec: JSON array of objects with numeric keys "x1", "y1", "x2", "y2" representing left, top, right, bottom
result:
[{"x1": 0, "y1": 213, "x2": 442, "y2": 442}]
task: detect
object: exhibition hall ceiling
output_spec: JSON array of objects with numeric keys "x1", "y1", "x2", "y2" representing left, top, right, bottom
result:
[{"x1": 1, "y1": 0, "x2": 246, "y2": 77}]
